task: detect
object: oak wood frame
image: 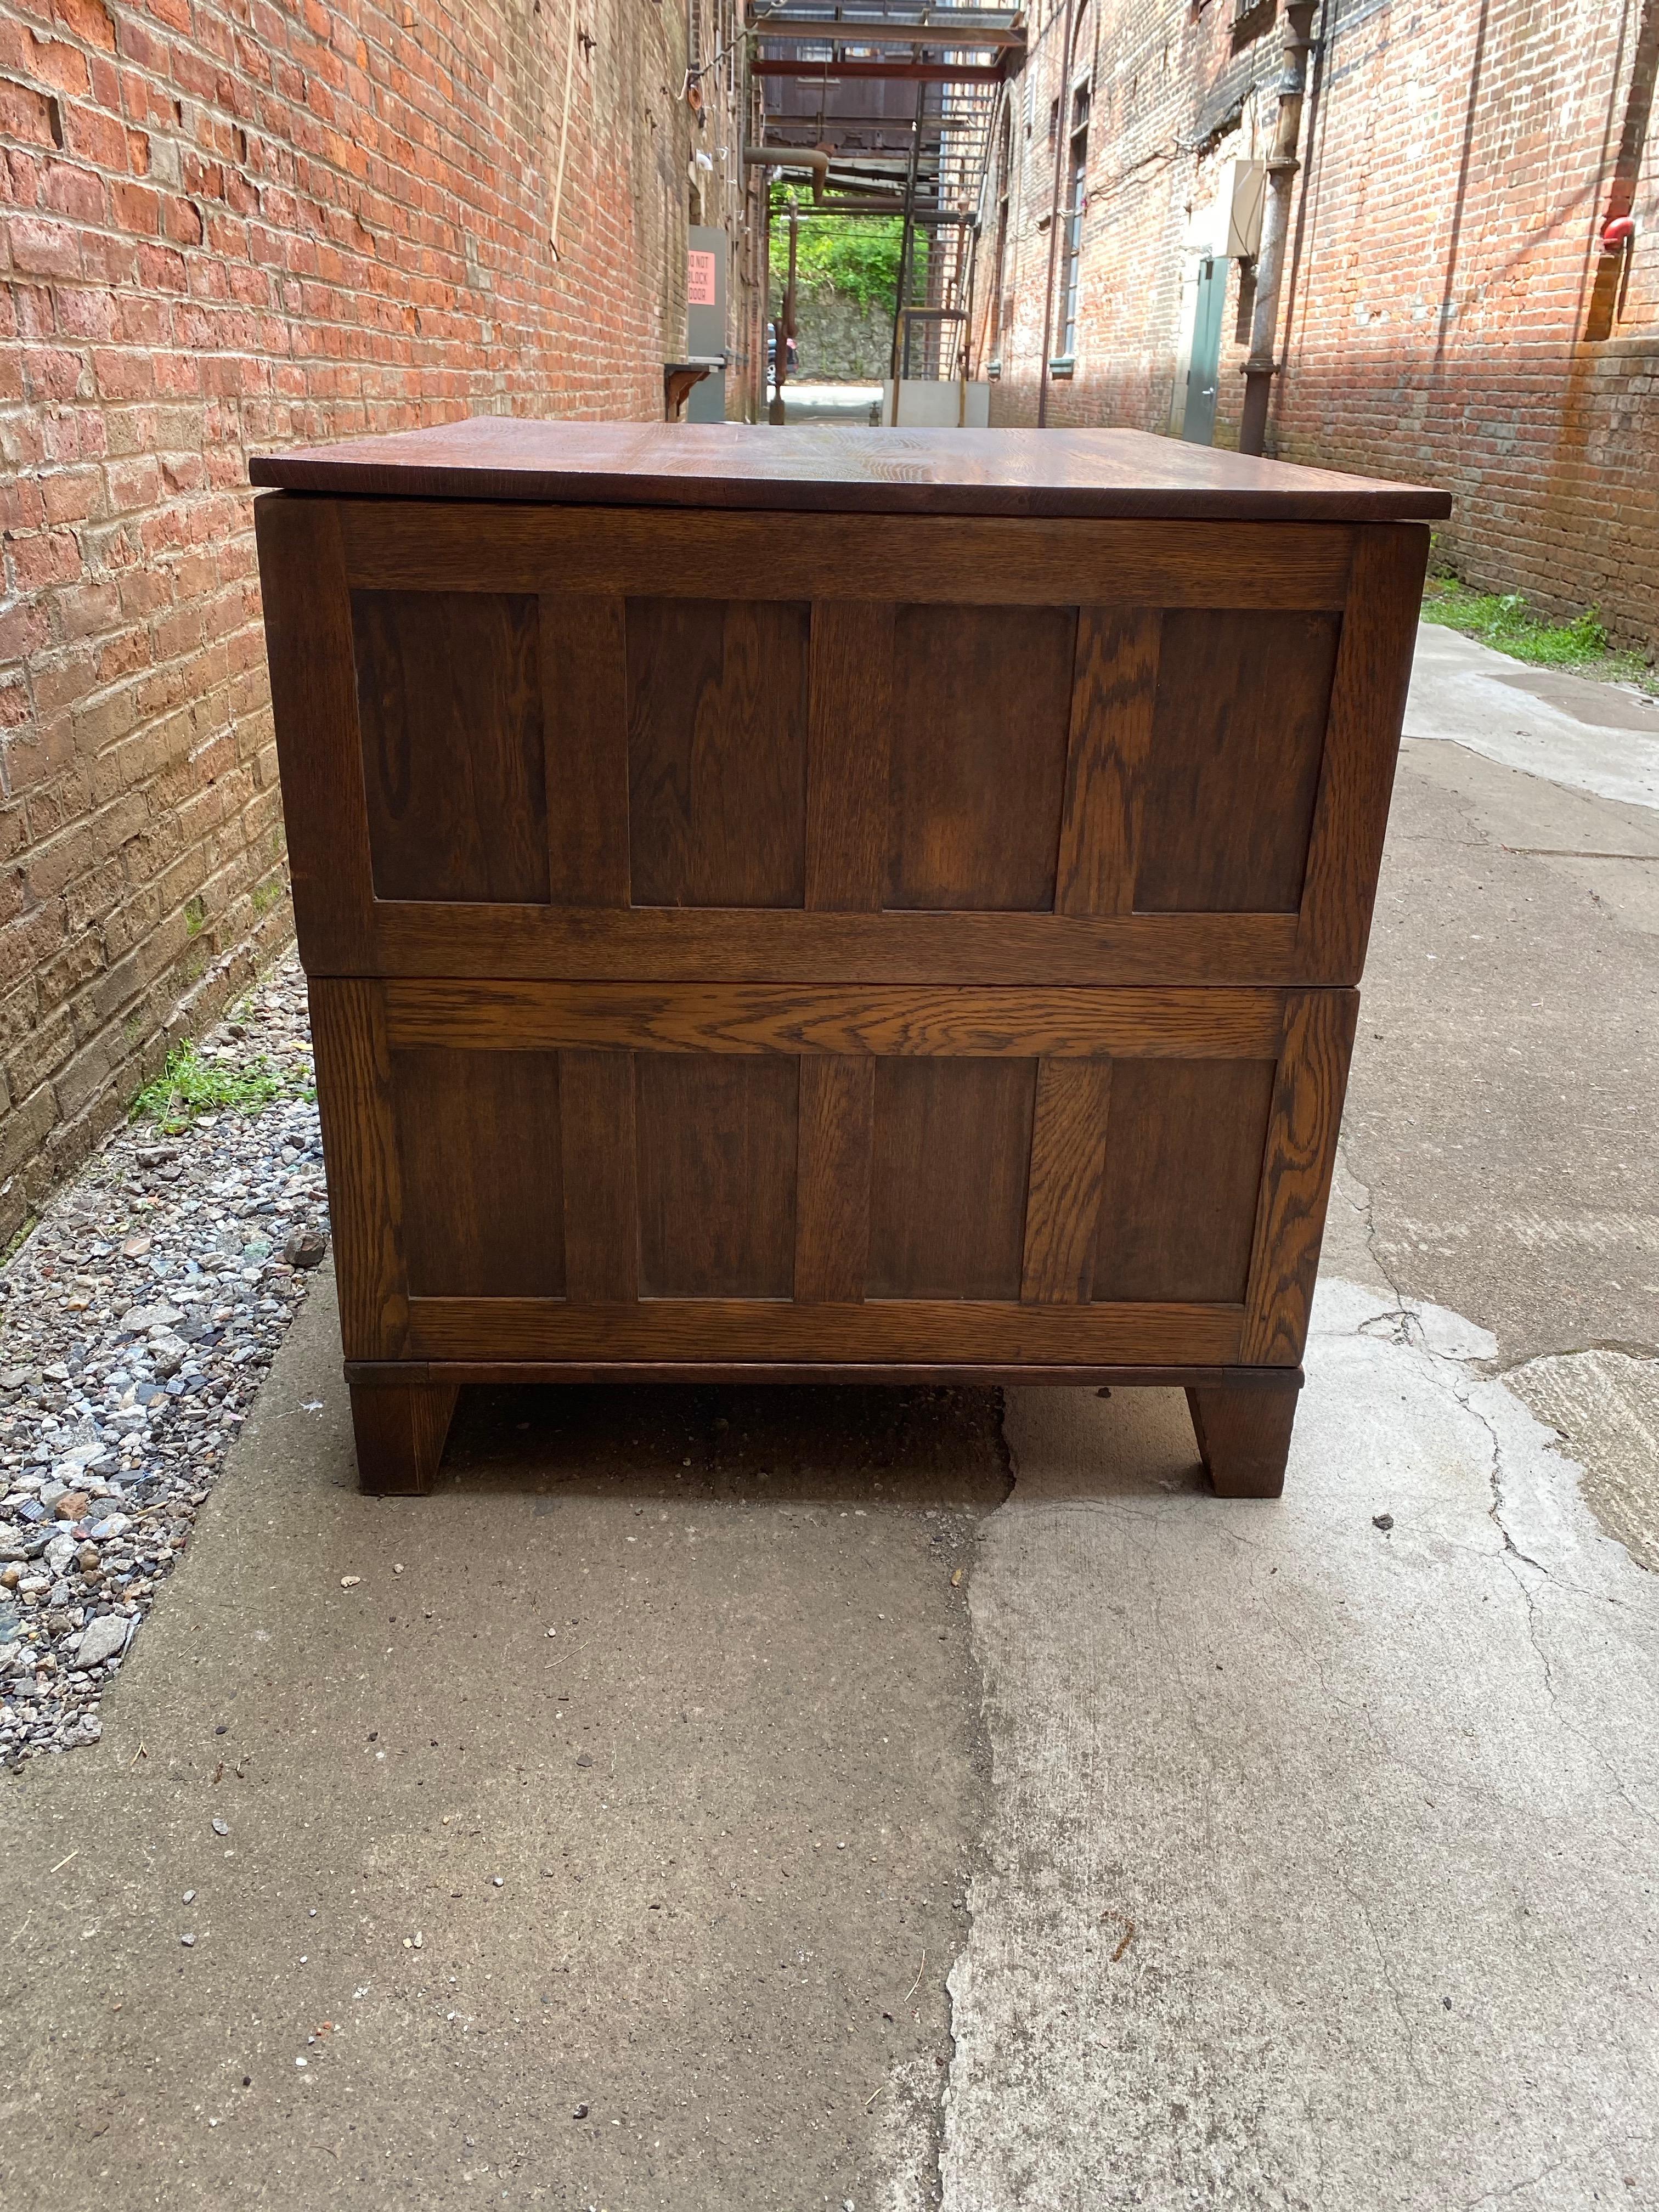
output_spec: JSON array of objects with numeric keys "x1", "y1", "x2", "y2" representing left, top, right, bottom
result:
[
  {"x1": 257, "y1": 488, "x2": 1421, "y2": 1499},
  {"x1": 255, "y1": 498, "x2": 1424, "y2": 991}
]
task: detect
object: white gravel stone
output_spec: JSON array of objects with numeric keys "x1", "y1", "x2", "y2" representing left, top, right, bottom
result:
[
  {"x1": 0, "y1": 954, "x2": 326, "y2": 1769},
  {"x1": 72, "y1": 1616, "x2": 129, "y2": 1669}
]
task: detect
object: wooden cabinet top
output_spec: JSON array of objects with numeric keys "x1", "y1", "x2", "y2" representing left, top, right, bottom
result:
[{"x1": 250, "y1": 419, "x2": 1451, "y2": 523}]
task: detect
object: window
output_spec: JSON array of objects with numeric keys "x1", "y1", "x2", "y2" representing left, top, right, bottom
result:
[{"x1": 1058, "y1": 88, "x2": 1090, "y2": 359}]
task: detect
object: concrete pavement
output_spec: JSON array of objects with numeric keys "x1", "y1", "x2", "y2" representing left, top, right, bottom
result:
[{"x1": 2, "y1": 624, "x2": 1657, "y2": 2209}]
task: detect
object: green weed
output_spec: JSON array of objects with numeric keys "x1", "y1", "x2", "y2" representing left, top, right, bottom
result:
[
  {"x1": 1422, "y1": 577, "x2": 1656, "y2": 692},
  {"x1": 130, "y1": 1042, "x2": 286, "y2": 1133}
]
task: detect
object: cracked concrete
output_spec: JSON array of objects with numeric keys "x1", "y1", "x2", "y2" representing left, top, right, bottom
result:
[
  {"x1": 943, "y1": 629, "x2": 1659, "y2": 2209},
  {"x1": 946, "y1": 1278, "x2": 1659, "y2": 2211}
]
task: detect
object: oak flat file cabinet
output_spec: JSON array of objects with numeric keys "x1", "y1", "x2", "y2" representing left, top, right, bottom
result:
[{"x1": 251, "y1": 421, "x2": 1448, "y2": 1497}]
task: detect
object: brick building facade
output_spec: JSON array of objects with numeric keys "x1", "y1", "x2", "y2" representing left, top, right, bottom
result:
[
  {"x1": 981, "y1": 0, "x2": 1658, "y2": 651},
  {"x1": 0, "y1": 0, "x2": 762, "y2": 1244}
]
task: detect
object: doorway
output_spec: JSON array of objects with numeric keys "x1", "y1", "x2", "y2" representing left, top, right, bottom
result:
[{"x1": 1180, "y1": 256, "x2": 1224, "y2": 444}]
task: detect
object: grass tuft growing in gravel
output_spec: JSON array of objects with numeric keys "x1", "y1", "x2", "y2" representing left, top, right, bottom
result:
[
  {"x1": 131, "y1": 1042, "x2": 288, "y2": 1132},
  {"x1": 1422, "y1": 575, "x2": 1657, "y2": 694}
]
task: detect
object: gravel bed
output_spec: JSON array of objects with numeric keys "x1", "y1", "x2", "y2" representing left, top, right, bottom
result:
[{"x1": 0, "y1": 952, "x2": 327, "y2": 1769}]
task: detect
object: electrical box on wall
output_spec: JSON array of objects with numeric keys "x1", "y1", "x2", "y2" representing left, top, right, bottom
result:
[{"x1": 1184, "y1": 159, "x2": 1267, "y2": 259}]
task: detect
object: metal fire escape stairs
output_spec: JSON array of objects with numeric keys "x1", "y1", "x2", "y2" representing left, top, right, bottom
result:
[{"x1": 748, "y1": 5, "x2": 1023, "y2": 403}]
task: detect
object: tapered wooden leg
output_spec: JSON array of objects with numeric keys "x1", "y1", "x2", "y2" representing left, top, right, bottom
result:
[
  {"x1": 348, "y1": 1380, "x2": 460, "y2": 1496},
  {"x1": 1186, "y1": 1376, "x2": 1301, "y2": 1499}
]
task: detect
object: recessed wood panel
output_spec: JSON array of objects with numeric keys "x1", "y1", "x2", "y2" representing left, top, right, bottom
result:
[
  {"x1": 869, "y1": 1058, "x2": 1036, "y2": 1300},
  {"x1": 389, "y1": 1047, "x2": 564, "y2": 1296},
  {"x1": 1135, "y1": 609, "x2": 1341, "y2": 915},
  {"x1": 558, "y1": 1048, "x2": 639, "y2": 1304},
  {"x1": 1092, "y1": 1058, "x2": 1276, "y2": 1304},
  {"x1": 635, "y1": 1056, "x2": 799, "y2": 1297},
  {"x1": 887, "y1": 604, "x2": 1077, "y2": 911},
  {"x1": 626, "y1": 597, "x2": 809, "y2": 908},
  {"x1": 351, "y1": 589, "x2": 549, "y2": 904}
]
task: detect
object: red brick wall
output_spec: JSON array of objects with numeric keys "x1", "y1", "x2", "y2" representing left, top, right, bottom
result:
[
  {"x1": 0, "y1": 0, "x2": 761, "y2": 1244},
  {"x1": 984, "y1": 0, "x2": 1658, "y2": 652}
]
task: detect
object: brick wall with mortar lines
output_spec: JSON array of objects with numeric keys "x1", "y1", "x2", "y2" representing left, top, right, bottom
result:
[
  {"x1": 0, "y1": 0, "x2": 761, "y2": 1249},
  {"x1": 984, "y1": 0, "x2": 1657, "y2": 653}
]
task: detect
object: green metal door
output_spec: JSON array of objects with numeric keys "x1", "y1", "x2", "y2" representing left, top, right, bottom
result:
[{"x1": 1181, "y1": 257, "x2": 1224, "y2": 445}]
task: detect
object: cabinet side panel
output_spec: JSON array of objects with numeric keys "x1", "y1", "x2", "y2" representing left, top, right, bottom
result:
[
  {"x1": 1092, "y1": 1057, "x2": 1277, "y2": 1304},
  {"x1": 388, "y1": 1048, "x2": 565, "y2": 1296},
  {"x1": 351, "y1": 588, "x2": 548, "y2": 904},
  {"x1": 627, "y1": 599, "x2": 809, "y2": 908},
  {"x1": 887, "y1": 604, "x2": 1077, "y2": 911},
  {"x1": 1136, "y1": 610, "x2": 1340, "y2": 914},
  {"x1": 870, "y1": 1058, "x2": 1037, "y2": 1300},
  {"x1": 635, "y1": 1056, "x2": 800, "y2": 1297}
]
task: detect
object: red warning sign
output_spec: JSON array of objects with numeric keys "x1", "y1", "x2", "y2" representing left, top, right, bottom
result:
[{"x1": 687, "y1": 250, "x2": 717, "y2": 306}]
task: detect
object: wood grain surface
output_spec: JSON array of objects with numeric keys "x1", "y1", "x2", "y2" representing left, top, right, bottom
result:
[
  {"x1": 795, "y1": 1055, "x2": 875, "y2": 1303},
  {"x1": 1240, "y1": 988, "x2": 1360, "y2": 1364},
  {"x1": 627, "y1": 597, "x2": 809, "y2": 907},
  {"x1": 336, "y1": 501, "x2": 1358, "y2": 610},
  {"x1": 635, "y1": 1056, "x2": 799, "y2": 1297},
  {"x1": 252, "y1": 496, "x2": 375, "y2": 970},
  {"x1": 868, "y1": 1057, "x2": 1036, "y2": 1300},
  {"x1": 1020, "y1": 1058, "x2": 1114, "y2": 1304},
  {"x1": 365, "y1": 906, "x2": 1309, "y2": 986},
  {"x1": 805, "y1": 600, "x2": 894, "y2": 912},
  {"x1": 381, "y1": 980, "x2": 1290, "y2": 1058},
  {"x1": 308, "y1": 979, "x2": 410, "y2": 1360},
  {"x1": 405, "y1": 1296, "x2": 1245, "y2": 1364},
  {"x1": 1134, "y1": 608, "x2": 1340, "y2": 915},
  {"x1": 1091, "y1": 1057, "x2": 1278, "y2": 1305},
  {"x1": 540, "y1": 593, "x2": 630, "y2": 906},
  {"x1": 389, "y1": 1047, "x2": 565, "y2": 1297},
  {"x1": 251, "y1": 420, "x2": 1451, "y2": 522},
  {"x1": 351, "y1": 588, "x2": 549, "y2": 903},
  {"x1": 1055, "y1": 606, "x2": 1161, "y2": 916},
  {"x1": 350, "y1": 1359, "x2": 1301, "y2": 1390},
  {"x1": 887, "y1": 603, "x2": 1076, "y2": 910},
  {"x1": 557, "y1": 1049, "x2": 639, "y2": 1304},
  {"x1": 1296, "y1": 526, "x2": 1433, "y2": 977}
]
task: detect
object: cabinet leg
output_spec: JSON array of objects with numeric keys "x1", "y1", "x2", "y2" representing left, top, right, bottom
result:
[
  {"x1": 348, "y1": 1380, "x2": 460, "y2": 1497},
  {"x1": 1186, "y1": 1378, "x2": 1301, "y2": 1500}
]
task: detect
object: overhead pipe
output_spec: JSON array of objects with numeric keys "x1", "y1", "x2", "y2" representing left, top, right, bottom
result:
[{"x1": 742, "y1": 141, "x2": 968, "y2": 217}]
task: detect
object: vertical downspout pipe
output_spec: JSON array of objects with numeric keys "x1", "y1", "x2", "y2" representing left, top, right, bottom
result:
[
  {"x1": 1036, "y1": 0, "x2": 1082, "y2": 428},
  {"x1": 1239, "y1": 0, "x2": 1319, "y2": 456}
]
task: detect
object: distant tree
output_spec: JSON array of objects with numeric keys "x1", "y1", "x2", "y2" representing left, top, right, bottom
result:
[{"x1": 769, "y1": 198, "x2": 927, "y2": 311}]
